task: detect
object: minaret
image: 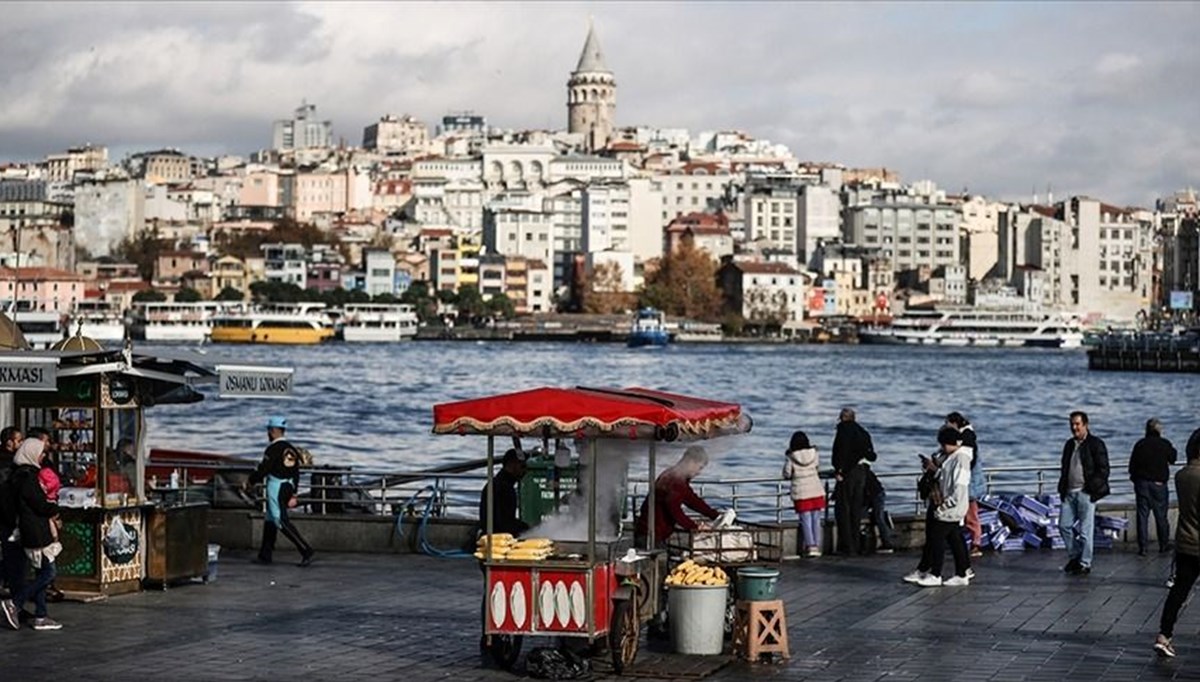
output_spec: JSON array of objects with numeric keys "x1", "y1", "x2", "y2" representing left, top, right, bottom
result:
[{"x1": 567, "y1": 19, "x2": 616, "y2": 153}]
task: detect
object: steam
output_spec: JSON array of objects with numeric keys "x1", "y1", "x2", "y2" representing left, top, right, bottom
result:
[{"x1": 529, "y1": 440, "x2": 634, "y2": 542}]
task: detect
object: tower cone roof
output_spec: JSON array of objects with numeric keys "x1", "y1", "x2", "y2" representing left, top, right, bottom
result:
[{"x1": 573, "y1": 20, "x2": 611, "y2": 74}]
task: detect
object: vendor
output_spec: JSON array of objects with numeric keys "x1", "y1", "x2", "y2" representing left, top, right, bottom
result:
[
  {"x1": 634, "y1": 445, "x2": 720, "y2": 549},
  {"x1": 478, "y1": 448, "x2": 530, "y2": 537},
  {"x1": 76, "y1": 438, "x2": 135, "y2": 495}
]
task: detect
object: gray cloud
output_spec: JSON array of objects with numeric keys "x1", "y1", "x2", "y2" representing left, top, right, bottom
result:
[{"x1": 0, "y1": 1, "x2": 1196, "y2": 207}]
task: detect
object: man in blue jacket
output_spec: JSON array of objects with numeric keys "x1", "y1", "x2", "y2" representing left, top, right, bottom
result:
[{"x1": 1057, "y1": 411, "x2": 1110, "y2": 576}]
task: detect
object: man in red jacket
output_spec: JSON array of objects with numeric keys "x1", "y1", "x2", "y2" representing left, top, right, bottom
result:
[{"x1": 634, "y1": 445, "x2": 720, "y2": 549}]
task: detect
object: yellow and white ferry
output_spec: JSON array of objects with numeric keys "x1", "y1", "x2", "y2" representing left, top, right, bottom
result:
[{"x1": 209, "y1": 302, "x2": 335, "y2": 345}]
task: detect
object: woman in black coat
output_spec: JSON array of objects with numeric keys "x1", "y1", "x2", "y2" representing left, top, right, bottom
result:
[{"x1": 1, "y1": 438, "x2": 61, "y2": 631}]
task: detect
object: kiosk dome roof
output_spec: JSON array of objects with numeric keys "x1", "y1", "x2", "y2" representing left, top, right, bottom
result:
[{"x1": 0, "y1": 312, "x2": 31, "y2": 350}]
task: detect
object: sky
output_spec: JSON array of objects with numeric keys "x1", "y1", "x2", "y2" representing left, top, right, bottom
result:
[{"x1": 1, "y1": 1, "x2": 1197, "y2": 208}]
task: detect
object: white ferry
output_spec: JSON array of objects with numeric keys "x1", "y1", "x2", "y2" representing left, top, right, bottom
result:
[
  {"x1": 859, "y1": 307, "x2": 1085, "y2": 349},
  {"x1": 337, "y1": 303, "x2": 418, "y2": 343},
  {"x1": 210, "y1": 302, "x2": 335, "y2": 345},
  {"x1": 12, "y1": 311, "x2": 66, "y2": 348},
  {"x1": 131, "y1": 302, "x2": 234, "y2": 342},
  {"x1": 70, "y1": 300, "x2": 126, "y2": 342}
]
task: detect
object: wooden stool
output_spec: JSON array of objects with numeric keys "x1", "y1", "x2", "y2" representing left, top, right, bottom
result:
[{"x1": 732, "y1": 599, "x2": 789, "y2": 661}]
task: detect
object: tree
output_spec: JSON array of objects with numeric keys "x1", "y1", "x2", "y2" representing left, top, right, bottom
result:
[
  {"x1": 215, "y1": 286, "x2": 244, "y2": 302},
  {"x1": 400, "y1": 281, "x2": 439, "y2": 323},
  {"x1": 373, "y1": 292, "x2": 398, "y2": 304},
  {"x1": 114, "y1": 227, "x2": 167, "y2": 282},
  {"x1": 486, "y1": 293, "x2": 516, "y2": 319},
  {"x1": 580, "y1": 261, "x2": 636, "y2": 315},
  {"x1": 214, "y1": 218, "x2": 336, "y2": 260},
  {"x1": 456, "y1": 285, "x2": 486, "y2": 320},
  {"x1": 175, "y1": 287, "x2": 203, "y2": 303},
  {"x1": 639, "y1": 241, "x2": 722, "y2": 321},
  {"x1": 132, "y1": 289, "x2": 166, "y2": 303}
]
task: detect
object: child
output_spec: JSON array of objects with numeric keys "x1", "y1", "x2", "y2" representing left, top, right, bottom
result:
[
  {"x1": 782, "y1": 431, "x2": 825, "y2": 557},
  {"x1": 37, "y1": 459, "x2": 63, "y2": 562}
]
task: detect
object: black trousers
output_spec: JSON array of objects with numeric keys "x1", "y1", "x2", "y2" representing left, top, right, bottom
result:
[
  {"x1": 925, "y1": 518, "x2": 970, "y2": 579},
  {"x1": 916, "y1": 505, "x2": 936, "y2": 571},
  {"x1": 835, "y1": 466, "x2": 867, "y2": 555},
  {"x1": 258, "y1": 481, "x2": 313, "y2": 562},
  {"x1": 1159, "y1": 552, "x2": 1199, "y2": 638}
]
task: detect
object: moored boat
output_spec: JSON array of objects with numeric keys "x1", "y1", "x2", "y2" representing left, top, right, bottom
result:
[
  {"x1": 210, "y1": 302, "x2": 335, "y2": 345},
  {"x1": 338, "y1": 303, "x2": 419, "y2": 342},
  {"x1": 70, "y1": 300, "x2": 126, "y2": 342},
  {"x1": 627, "y1": 307, "x2": 670, "y2": 348},
  {"x1": 859, "y1": 307, "x2": 1084, "y2": 348},
  {"x1": 132, "y1": 301, "x2": 235, "y2": 342}
]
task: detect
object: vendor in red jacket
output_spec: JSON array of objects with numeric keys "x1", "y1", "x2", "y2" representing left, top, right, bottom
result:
[{"x1": 634, "y1": 445, "x2": 720, "y2": 549}]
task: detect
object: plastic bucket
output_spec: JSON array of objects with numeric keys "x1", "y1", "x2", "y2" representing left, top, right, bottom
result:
[
  {"x1": 206, "y1": 544, "x2": 221, "y2": 582},
  {"x1": 668, "y1": 584, "x2": 728, "y2": 655},
  {"x1": 736, "y1": 567, "x2": 779, "y2": 601}
]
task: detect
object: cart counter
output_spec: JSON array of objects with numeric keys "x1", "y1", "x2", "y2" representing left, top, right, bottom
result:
[
  {"x1": 485, "y1": 563, "x2": 614, "y2": 637},
  {"x1": 57, "y1": 504, "x2": 153, "y2": 597}
]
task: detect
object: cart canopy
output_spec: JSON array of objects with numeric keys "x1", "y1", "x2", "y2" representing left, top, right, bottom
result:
[{"x1": 432, "y1": 386, "x2": 750, "y2": 441}]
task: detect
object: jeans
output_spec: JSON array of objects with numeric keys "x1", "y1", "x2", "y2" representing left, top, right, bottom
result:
[
  {"x1": 1159, "y1": 552, "x2": 1199, "y2": 638},
  {"x1": 925, "y1": 518, "x2": 970, "y2": 579},
  {"x1": 797, "y1": 510, "x2": 822, "y2": 552},
  {"x1": 1133, "y1": 479, "x2": 1170, "y2": 552},
  {"x1": 834, "y1": 466, "x2": 867, "y2": 555},
  {"x1": 870, "y1": 490, "x2": 894, "y2": 550},
  {"x1": 1058, "y1": 490, "x2": 1096, "y2": 567},
  {"x1": 13, "y1": 557, "x2": 56, "y2": 618}
]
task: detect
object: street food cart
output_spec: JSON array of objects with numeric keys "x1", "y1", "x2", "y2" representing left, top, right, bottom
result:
[
  {"x1": 432, "y1": 386, "x2": 751, "y2": 673},
  {"x1": 0, "y1": 336, "x2": 294, "y2": 596}
]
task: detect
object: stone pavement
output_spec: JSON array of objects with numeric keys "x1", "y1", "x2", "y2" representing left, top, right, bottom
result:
[{"x1": 2, "y1": 547, "x2": 1198, "y2": 681}]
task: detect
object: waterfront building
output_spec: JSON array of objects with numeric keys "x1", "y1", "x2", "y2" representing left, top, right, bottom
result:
[
  {"x1": 363, "y1": 114, "x2": 429, "y2": 154},
  {"x1": 567, "y1": 21, "x2": 616, "y2": 153},
  {"x1": 308, "y1": 244, "x2": 345, "y2": 294},
  {"x1": 842, "y1": 180, "x2": 962, "y2": 277},
  {"x1": 0, "y1": 266, "x2": 86, "y2": 312},
  {"x1": 363, "y1": 248, "x2": 396, "y2": 297},
  {"x1": 273, "y1": 101, "x2": 333, "y2": 151},
  {"x1": 665, "y1": 212, "x2": 734, "y2": 261},
  {"x1": 153, "y1": 250, "x2": 208, "y2": 285},
  {"x1": 718, "y1": 259, "x2": 807, "y2": 327},
  {"x1": 208, "y1": 255, "x2": 256, "y2": 300}
]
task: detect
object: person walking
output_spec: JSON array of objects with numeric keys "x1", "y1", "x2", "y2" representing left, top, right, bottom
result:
[
  {"x1": 832, "y1": 408, "x2": 876, "y2": 556},
  {"x1": 1129, "y1": 418, "x2": 1178, "y2": 556},
  {"x1": 905, "y1": 427, "x2": 974, "y2": 587},
  {"x1": 782, "y1": 431, "x2": 825, "y2": 558},
  {"x1": 245, "y1": 416, "x2": 314, "y2": 567},
  {"x1": 946, "y1": 413, "x2": 985, "y2": 557},
  {"x1": 1, "y1": 438, "x2": 62, "y2": 630},
  {"x1": 1057, "y1": 411, "x2": 1110, "y2": 576},
  {"x1": 1152, "y1": 425, "x2": 1200, "y2": 657}
]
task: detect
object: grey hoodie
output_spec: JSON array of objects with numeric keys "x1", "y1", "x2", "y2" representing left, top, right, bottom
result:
[{"x1": 934, "y1": 446, "x2": 973, "y2": 523}]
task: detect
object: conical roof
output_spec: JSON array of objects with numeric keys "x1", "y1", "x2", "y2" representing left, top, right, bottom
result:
[
  {"x1": 51, "y1": 332, "x2": 104, "y2": 353},
  {"x1": 574, "y1": 21, "x2": 611, "y2": 74},
  {"x1": 0, "y1": 312, "x2": 31, "y2": 350}
]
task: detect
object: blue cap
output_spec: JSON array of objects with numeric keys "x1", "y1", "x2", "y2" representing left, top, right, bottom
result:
[{"x1": 266, "y1": 416, "x2": 288, "y2": 430}]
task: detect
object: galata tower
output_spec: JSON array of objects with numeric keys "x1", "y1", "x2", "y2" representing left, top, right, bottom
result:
[{"x1": 567, "y1": 20, "x2": 615, "y2": 152}]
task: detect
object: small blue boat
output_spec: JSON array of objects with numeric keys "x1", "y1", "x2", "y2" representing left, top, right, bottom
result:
[{"x1": 627, "y1": 308, "x2": 670, "y2": 348}]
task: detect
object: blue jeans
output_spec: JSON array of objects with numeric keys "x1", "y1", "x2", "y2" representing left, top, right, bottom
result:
[
  {"x1": 797, "y1": 510, "x2": 822, "y2": 552},
  {"x1": 1133, "y1": 479, "x2": 1170, "y2": 552},
  {"x1": 1059, "y1": 490, "x2": 1096, "y2": 567},
  {"x1": 13, "y1": 557, "x2": 56, "y2": 618}
]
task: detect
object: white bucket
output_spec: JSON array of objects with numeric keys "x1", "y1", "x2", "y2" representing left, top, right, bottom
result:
[{"x1": 668, "y1": 584, "x2": 728, "y2": 655}]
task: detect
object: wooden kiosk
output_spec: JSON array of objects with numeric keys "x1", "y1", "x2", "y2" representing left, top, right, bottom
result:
[{"x1": 0, "y1": 331, "x2": 293, "y2": 597}]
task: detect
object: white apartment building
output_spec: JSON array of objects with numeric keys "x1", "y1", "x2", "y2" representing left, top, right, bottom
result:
[
  {"x1": 73, "y1": 179, "x2": 145, "y2": 256},
  {"x1": 363, "y1": 114, "x2": 429, "y2": 154},
  {"x1": 958, "y1": 194, "x2": 1002, "y2": 281},
  {"x1": 842, "y1": 181, "x2": 962, "y2": 276},
  {"x1": 580, "y1": 178, "x2": 663, "y2": 264},
  {"x1": 718, "y1": 261, "x2": 806, "y2": 324},
  {"x1": 744, "y1": 182, "x2": 799, "y2": 261},
  {"x1": 364, "y1": 248, "x2": 396, "y2": 296},
  {"x1": 483, "y1": 195, "x2": 554, "y2": 266},
  {"x1": 273, "y1": 101, "x2": 333, "y2": 151},
  {"x1": 797, "y1": 183, "x2": 841, "y2": 268},
  {"x1": 654, "y1": 164, "x2": 736, "y2": 224},
  {"x1": 261, "y1": 243, "x2": 308, "y2": 288}
]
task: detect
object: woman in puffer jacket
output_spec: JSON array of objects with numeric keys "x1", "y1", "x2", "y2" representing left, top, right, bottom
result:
[{"x1": 782, "y1": 431, "x2": 826, "y2": 558}]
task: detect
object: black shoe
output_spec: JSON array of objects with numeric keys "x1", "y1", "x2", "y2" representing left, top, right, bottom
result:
[
  {"x1": 1138, "y1": 548, "x2": 1148, "y2": 557},
  {"x1": 1063, "y1": 558, "x2": 1081, "y2": 573},
  {"x1": 252, "y1": 556, "x2": 272, "y2": 565},
  {"x1": 297, "y1": 551, "x2": 314, "y2": 568},
  {"x1": 1077, "y1": 565, "x2": 1091, "y2": 576},
  {"x1": 1160, "y1": 545, "x2": 1173, "y2": 554}
]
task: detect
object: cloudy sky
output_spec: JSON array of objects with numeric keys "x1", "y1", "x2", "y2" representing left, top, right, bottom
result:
[{"x1": 2, "y1": 1, "x2": 1197, "y2": 207}]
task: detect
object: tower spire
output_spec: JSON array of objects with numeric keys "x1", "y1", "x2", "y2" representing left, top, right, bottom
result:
[{"x1": 574, "y1": 18, "x2": 611, "y2": 74}]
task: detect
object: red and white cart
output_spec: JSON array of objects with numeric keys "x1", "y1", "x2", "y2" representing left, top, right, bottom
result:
[{"x1": 432, "y1": 386, "x2": 751, "y2": 673}]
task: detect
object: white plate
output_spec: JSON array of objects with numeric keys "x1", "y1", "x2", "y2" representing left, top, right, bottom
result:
[
  {"x1": 570, "y1": 581, "x2": 586, "y2": 628},
  {"x1": 554, "y1": 581, "x2": 570, "y2": 627},
  {"x1": 540, "y1": 581, "x2": 556, "y2": 628},
  {"x1": 490, "y1": 582, "x2": 507, "y2": 628},
  {"x1": 510, "y1": 582, "x2": 526, "y2": 629}
]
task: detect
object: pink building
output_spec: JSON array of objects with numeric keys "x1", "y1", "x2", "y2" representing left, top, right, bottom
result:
[{"x1": 0, "y1": 267, "x2": 87, "y2": 312}]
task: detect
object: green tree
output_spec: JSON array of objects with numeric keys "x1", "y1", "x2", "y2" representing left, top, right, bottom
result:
[
  {"x1": 132, "y1": 289, "x2": 166, "y2": 303},
  {"x1": 456, "y1": 285, "x2": 486, "y2": 319},
  {"x1": 174, "y1": 287, "x2": 203, "y2": 303},
  {"x1": 639, "y1": 241, "x2": 722, "y2": 321},
  {"x1": 373, "y1": 292, "x2": 398, "y2": 304},
  {"x1": 400, "y1": 281, "x2": 439, "y2": 324},
  {"x1": 114, "y1": 227, "x2": 167, "y2": 282},
  {"x1": 485, "y1": 293, "x2": 516, "y2": 319},
  {"x1": 215, "y1": 286, "x2": 244, "y2": 302}
]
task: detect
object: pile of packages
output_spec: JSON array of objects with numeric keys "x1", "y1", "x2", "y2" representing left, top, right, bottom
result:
[
  {"x1": 975, "y1": 493, "x2": 1128, "y2": 552},
  {"x1": 474, "y1": 534, "x2": 556, "y2": 561}
]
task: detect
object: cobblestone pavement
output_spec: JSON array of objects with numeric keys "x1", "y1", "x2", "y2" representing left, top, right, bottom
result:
[{"x1": 1, "y1": 547, "x2": 1197, "y2": 681}]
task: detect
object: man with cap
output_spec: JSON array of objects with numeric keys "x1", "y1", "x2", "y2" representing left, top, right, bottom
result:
[
  {"x1": 246, "y1": 416, "x2": 314, "y2": 566},
  {"x1": 478, "y1": 448, "x2": 530, "y2": 538}
]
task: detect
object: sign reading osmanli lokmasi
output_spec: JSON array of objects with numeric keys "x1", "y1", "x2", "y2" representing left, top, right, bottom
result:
[{"x1": 216, "y1": 366, "x2": 294, "y2": 398}]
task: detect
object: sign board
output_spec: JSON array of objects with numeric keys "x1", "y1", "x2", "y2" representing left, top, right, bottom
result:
[
  {"x1": 216, "y1": 365, "x2": 294, "y2": 398},
  {"x1": 1169, "y1": 291, "x2": 1194, "y2": 311},
  {"x1": 0, "y1": 357, "x2": 58, "y2": 391}
]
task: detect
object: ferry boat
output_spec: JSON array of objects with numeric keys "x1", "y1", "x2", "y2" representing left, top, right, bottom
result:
[
  {"x1": 859, "y1": 307, "x2": 1085, "y2": 349},
  {"x1": 627, "y1": 308, "x2": 670, "y2": 348},
  {"x1": 209, "y1": 302, "x2": 335, "y2": 345},
  {"x1": 70, "y1": 300, "x2": 126, "y2": 342},
  {"x1": 131, "y1": 302, "x2": 239, "y2": 342},
  {"x1": 12, "y1": 311, "x2": 66, "y2": 348},
  {"x1": 337, "y1": 303, "x2": 418, "y2": 342}
]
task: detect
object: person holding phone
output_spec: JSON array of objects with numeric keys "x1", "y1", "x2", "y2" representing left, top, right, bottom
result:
[{"x1": 905, "y1": 427, "x2": 974, "y2": 587}]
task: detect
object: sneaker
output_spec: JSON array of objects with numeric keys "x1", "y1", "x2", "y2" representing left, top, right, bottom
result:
[
  {"x1": 969, "y1": 549, "x2": 983, "y2": 559},
  {"x1": 1167, "y1": 576, "x2": 1175, "y2": 589},
  {"x1": 32, "y1": 617, "x2": 62, "y2": 631},
  {"x1": 1076, "y1": 565, "x2": 1091, "y2": 576},
  {"x1": 877, "y1": 547, "x2": 895, "y2": 555},
  {"x1": 297, "y1": 551, "x2": 315, "y2": 568},
  {"x1": 1, "y1": 599, "x2": 17, "y2": 631},
  {"x1": 903, "y1": 570, "x2": 927, "y2": 584},
  {"x1": 1063, "y1": 558, "x2": 1081, "y2": 573},
  {"x1": 1154, "y1": 635, "x2": 1176, "y2": 658},
  {"x1": 965, "y1": 568, "x2": 976, "y2": 580},
  {"x1": 944, "y1": 575, "x2": 970, "y2": 586},
  {"x1": 916, "y1": 574, "x2": 943, "y2": 588}
]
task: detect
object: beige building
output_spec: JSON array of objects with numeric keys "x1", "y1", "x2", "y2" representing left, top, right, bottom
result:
[
  {"x1": 0, "y1": 266, "x2": 86, "y2": 312},
  {"x1": 208, "y1": 254, "x2": 261, "y2": 300},
  {"x1": 718, "y1": 260, "x2": 806, "y2": 325},
  {"x1": 363, "y1": 114, "x2": 429, "y2": 154},
  {"x1": 654, "y1": 163, "x2": 736, "y2": 224},
  {"x1": 44, "y1": 145, "x2": 108, "y2": 182},
  {"x1": 128, "y1": 149, "x2": 202, "y2": 184},
  {"x1": 665, "y1": 212, "x2": 734, "y2": 261},
  {"x1": 956, "y1": 194, "x2": 1002, "y2": 281}
]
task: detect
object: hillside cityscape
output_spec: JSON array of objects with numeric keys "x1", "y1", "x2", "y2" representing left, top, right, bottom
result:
[{"x1": 0, "y1": 21, "x2": 1197, "y2": 339}]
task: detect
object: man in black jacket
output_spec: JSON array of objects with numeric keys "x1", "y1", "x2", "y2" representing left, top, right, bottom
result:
[
  {"x1": 1057, "y1": 411, "x2": 1110, "y2": 576},
  {"x1": 832, "y1": 408, "x2": 876, "y2": 555},
  {"x1": 245, "y1": 416, "x2": 314, "y2": 567},
  {"x1": 1129, "y1": 418, "x2": 1178, "y2": 555},
  {"x1": 478, "y1": 448, "x2": 530, "y2": 538},
  {"x1": 0, "y1": 426, "x2": 23, "y2": 599}
]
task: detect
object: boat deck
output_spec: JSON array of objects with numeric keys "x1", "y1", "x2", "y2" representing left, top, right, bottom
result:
[{"x1": 2, "y1": 548, "x2": 1193, "y2": 681}]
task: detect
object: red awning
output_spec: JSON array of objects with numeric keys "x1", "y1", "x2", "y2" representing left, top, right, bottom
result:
[{"x1": 432, "y1": 386, "x2": 750, "y2": 441}]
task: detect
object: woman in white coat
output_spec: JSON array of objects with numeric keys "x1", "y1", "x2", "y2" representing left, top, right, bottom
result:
[{"x1": 783, "y1": 431, "x2": 826, "y2": 557}]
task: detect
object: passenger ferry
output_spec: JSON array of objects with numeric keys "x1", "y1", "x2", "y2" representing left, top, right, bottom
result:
[
  {"x1": 337, "y1": 303, "x2": 419, "y2": 342},
  {"x1": 209, "y1": 302, "x2": 335, "y2": 345},
  {"x1": 131, "y1": 302, "x2": 233, "y2": 342},
  {"x1": 70, "y1": 300, "x2": 126, "y2": 342},
  {"x1": 858, "y1": 307, "x2": 1085, "y2": 348},
  {"x1": 627, "y1": 308, "x2": 670, "y2": 348},
  {"x1": 12, "y1": 311, "x2": 66, "y2": 349}
]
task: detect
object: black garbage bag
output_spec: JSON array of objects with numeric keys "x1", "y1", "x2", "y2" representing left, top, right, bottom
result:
[{"x1": 525, "y1": 646, "x2": 590, "y2": 680}]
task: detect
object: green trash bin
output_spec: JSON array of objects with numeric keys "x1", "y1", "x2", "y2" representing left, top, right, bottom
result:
[{"x1": 517, "y1": 456, "x2": 579, "y2": 526}]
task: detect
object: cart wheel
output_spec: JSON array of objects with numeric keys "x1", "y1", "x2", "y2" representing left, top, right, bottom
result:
[
  {"x1": 609, "y1": 598, "x2": 640, "y2": 674},
  {"x1": 486, "y1": 634, "x2": 523, "y2": 671}
]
